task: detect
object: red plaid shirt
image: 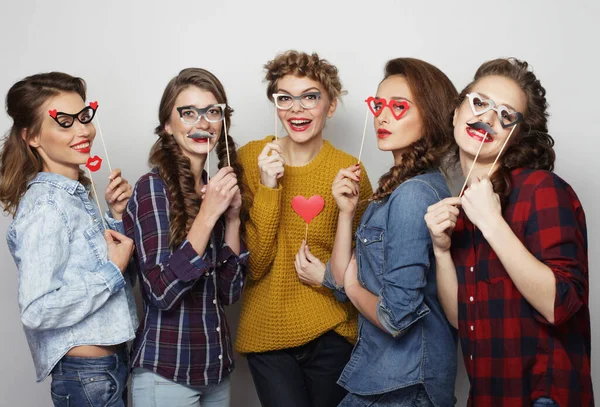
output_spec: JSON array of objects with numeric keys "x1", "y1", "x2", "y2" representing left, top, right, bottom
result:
[{"x1": 452, "y1": 168, "x2": 593, "y2": 407}]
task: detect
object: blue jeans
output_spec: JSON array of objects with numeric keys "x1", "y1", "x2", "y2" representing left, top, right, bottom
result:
[
  {"x1": 131, "y1": 368, "x2": 230, "y2": 407},
  {"x1": 338, "y1": 384, "x2": 434, "y2": 407},
  {"x1": 532, "y1": 397, "x2": 558, "y2": 407},
  {"x1": 50, "y1": 347, "x2": 129, "y2": 407}
]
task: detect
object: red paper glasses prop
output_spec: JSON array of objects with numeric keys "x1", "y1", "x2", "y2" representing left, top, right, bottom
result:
[{"x1": 365, "y1": 97, "x2": 410, "y2": 120}]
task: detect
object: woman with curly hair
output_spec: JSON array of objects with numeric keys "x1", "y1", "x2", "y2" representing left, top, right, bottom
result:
[
  {"x1": 122, "y1": 68, "x2": 248, "y2": 406},
  {"x1": 425, "y1": 58, "x2": 593, "y2": 407},
  {"x1": 235, "y1": 50, "x2": 373, "y2": 406},
  {"x1": 325, "y1": 58, "x2": 459, "y2": 406}
]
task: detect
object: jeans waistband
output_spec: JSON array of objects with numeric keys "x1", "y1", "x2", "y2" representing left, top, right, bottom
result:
[{"x1": 54, "y1": 345, "x2": 128, "y2": 374}]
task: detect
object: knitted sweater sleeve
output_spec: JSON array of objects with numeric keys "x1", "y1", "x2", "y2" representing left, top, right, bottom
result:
[{"x1": 239, "y1": 141, "x2": 283, "y2": 281}]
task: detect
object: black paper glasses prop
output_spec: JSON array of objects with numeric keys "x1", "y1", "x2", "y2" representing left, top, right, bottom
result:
[{"x1": 48, "y1": 105, "x2": 97, "y2": 128}]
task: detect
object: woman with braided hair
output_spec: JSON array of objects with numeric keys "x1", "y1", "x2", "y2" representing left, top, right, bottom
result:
[
  {"x1": 123, "y1": 67, "x2": 248, "y2": 407},
  {"x1": 325, "y1": 58, "x2": 459, "y2": 406}
]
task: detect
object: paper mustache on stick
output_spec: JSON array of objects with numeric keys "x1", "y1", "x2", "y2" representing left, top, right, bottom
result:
[
  {"x1": 458, "y1": 122, "x2": 493, "y2": 197},
  {"x1": 468, "y1": 121, "x2": 497, "y2": 135},
  {"x1": 188, "y1": 131, "x2": 216, "y2": 182}
]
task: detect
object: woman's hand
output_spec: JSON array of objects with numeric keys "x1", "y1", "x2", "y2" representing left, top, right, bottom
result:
[
  {"x1": 198, "y1": 167, "x2": 239, "y2": 225},
  {"x1": 294, "y1": 240, "x2": 326, "y2": 286},
  {"x1": 105, "y1": 169, "x2": 132, "y2": 220},
  {"x1": 424, "y1": 197, "x2": 461, "y2": 255},
  {"x1": 332, "y1": 165, "x2": 361, "y2": 215},
  {"x1": 258, "y1": 142, "x2": 285, "y2": 188},
  {"x1": 461, "y1": 176, "x2": 504, "y2": 235}
]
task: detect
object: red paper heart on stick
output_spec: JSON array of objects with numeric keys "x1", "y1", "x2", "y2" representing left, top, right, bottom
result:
[
  {"x1": 86, "y1": 155, "x2": 102, "y2": 172},
  {"x1": 48, "y1": 109, "x2": 57, "y2": 118},
  {"x1": 89, "y1": 101, "x2": 98, "y2": 110},
  {"x1": 291, "y1": 195, "x2": 325, "y2": 224}
]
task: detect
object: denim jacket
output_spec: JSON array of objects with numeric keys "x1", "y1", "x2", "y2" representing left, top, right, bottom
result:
[
  {"x1": 324, "y1": 171, "x2": 457, "y2": 407},
  {"x1": 6, "y1": 172, "x2": 138, "y2": 381}
]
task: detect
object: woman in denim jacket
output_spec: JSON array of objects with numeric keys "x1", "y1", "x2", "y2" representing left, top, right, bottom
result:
[
  {"x1": 322, "y1": 59, "x2": 458, "y2": 406},
  {"x1": 0, "y1": 72, "x2": 138, "y2": 406}
]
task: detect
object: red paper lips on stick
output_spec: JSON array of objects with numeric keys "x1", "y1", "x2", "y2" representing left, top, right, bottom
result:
[
  {"x1": 84, "y1": 156, "x2": 108, "y2": 230},
  {"x1": 86, "y1": 155, "x2": 103, "y2": 172},
  {"x1": 292, "y1": 195, "x2": 325, "y2": 242}
]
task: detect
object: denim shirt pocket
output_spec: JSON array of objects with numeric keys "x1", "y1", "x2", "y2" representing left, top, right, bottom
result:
[
  {"x1": 83, "y1": 224, "x2": 108, "y2": 264},
  {"x1": 356, "y1": 226, "x2": 385, "y2": 277}
]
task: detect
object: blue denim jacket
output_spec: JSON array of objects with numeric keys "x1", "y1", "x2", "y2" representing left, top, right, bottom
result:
[
  {"x1": 6, "y1": 172, "x2": 138, "y2": 381},
  {"x1": 324, "y1": 171, "x2": 457, "y2": 407}
]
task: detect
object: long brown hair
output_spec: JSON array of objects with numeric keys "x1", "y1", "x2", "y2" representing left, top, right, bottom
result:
[
  {"x1": 149, "y1": 68, "x2": 246, "y2": 249},
  {"x1": 455, "y1": 58, "x2": 555, "y2": 200},
  {"x1": 0, "y1": 72, "x2": 91, "y2": 216},
  {"x1": 372, "y1": 58, "x2": 458, "y2": 201}
]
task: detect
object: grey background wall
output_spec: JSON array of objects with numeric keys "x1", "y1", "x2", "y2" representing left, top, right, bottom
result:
[{"x1": 0, "y1": 1, "x2": 598, "y2": 405}]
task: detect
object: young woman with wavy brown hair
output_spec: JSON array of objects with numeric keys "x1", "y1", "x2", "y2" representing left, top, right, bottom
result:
[
  {"x1": 235, "y1": 50, "x2": 373, "y2": 407},
  {"x1": 1, "y1": 72, "x2": 137, "y2": 407},
  {"x1": 122, "y1": 67, "x2": 248, "y2": 407},
  {"x1": 425, "y1": 58, "x2": 593, "y2": 407},
  {"x1": 324, "y1": 58, "x2": 458, "y2": 406}
]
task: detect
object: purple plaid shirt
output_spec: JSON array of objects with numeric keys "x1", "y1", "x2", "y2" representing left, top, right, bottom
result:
[{"x1": 123, "y1": 170, "x2": 248, "y2": 386}]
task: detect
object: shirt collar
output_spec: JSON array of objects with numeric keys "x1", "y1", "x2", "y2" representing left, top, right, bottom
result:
[{"x1": 27, "y1": 172, "x2": 87, "y2": 195}]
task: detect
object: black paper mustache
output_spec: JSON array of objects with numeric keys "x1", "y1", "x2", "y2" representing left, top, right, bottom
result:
[
  {"x1": 467, "y1": 121, "x2": 497, "y2": 136},
  {"x1": 187, "y1": 131, "x2": 215, "y2": 139}
]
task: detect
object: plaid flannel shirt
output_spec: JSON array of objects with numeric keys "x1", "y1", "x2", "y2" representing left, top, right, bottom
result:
[
  {"x1": 452, "y1": 168, "x2": 593, "y2": 407},
  {"x1": 123, "y1": 170, "x2": 248, "y2": 386}
]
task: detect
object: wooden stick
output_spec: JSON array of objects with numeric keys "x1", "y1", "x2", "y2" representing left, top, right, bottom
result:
[
  {"x1": 357, "y1": 108, "x2": 370, "y2": 164},
  {"x1": 305, "y1": 223, "x2": 308, "y2": 242},
  {"x1": 487, "y1": 125, "x2": 517, "y2": 176},
  {"x1": 206, "y1": 139, "x2": 210, "y2": 183},
  {"x1": 87, "y1": 168, "x2": 108, "y2": 230},
  {"x1": 274, "y1": 105, "x2": 278, "y2": 143},
  {"x1": 223, "y1": 119, "x2": 231, "y2": 167},
  {"x1": 94, "y1": 115, "x2": 113, "y2": 173},
  {"x1": 459, "y1": 132, "x2": 487, "y2": 197}
]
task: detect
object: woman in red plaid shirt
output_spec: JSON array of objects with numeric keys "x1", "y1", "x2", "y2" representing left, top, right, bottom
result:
[{"x1": 425, "y1": 58, "x2": 593, "y2": 407}]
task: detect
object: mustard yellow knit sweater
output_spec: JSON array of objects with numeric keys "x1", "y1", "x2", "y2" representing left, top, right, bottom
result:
[{"x1": 235, "y1": 136, "x2": 373, "y2": 354}]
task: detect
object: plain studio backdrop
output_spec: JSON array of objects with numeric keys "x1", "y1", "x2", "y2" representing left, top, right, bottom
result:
[{"x1": 0, "y1": 1, "x2": 598, "y2": 405}]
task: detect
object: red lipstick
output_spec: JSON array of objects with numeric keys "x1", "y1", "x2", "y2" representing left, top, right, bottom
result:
[{"x1": 377, "y1": 128, "x2": 392, "y2": 139}]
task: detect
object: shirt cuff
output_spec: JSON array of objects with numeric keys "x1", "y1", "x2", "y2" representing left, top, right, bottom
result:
[
  {"x1": 377, "y1": 294, "x2": 430, "y2": 337},
  {"x1": 98, "y1": 261, "x2": 127, "y2": 294},
  {"x1": 255, "y1": 182, "x2": 282, "y2": 206},
  {"x1": 323, "y1": 261, "x2": 350, "y2": 302},
  {"x1": 169, "y1": 239, "x2": 211, "y2": 282},
  {"x1": 217, "y1": 242, "x2": 249, "y2": 267},
  {"x1": 217, "y1": 243, "x2": 249, "y2": 278},
  {"x1": 104, "y1": 211, "x2": 125, "y2": 234}
]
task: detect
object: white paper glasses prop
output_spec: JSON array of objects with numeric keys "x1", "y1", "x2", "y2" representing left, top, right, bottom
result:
[
  {"x1": 458, "y1": 94, "x2": 524, "y2": 196},
  {"x1": 181, "y1": 104, "x2": 228, "y2": 181},
  {"x1": 272, "y1": 91, "x2": 322, "y2": 143}
]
